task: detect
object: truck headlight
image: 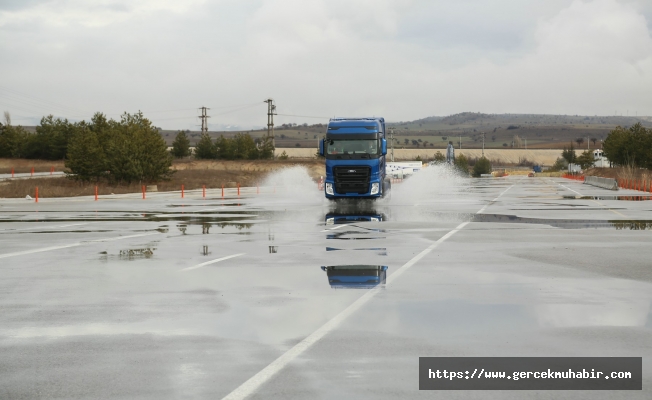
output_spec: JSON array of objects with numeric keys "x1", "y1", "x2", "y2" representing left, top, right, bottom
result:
[
  {"x1": 370, "y1": 182, "x2": 379, "y2": 195},
  {"x1": 325, "y1": 182, "x2": 333, "y2": 195},
  {"x1": 326, "y1": 217, "x2": 334, "y2": 225}
]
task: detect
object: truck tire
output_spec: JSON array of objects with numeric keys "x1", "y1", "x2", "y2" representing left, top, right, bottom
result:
[{"x1": 382, "y1": 178, "x2": 391, "y2": 199}]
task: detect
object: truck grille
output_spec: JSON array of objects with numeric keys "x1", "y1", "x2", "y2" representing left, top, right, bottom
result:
[{"x1": 333, "y1": 166, "x2": 370, "y2": 194}]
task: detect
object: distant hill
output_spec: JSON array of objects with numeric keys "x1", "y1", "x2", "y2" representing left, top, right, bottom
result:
[{"x1": 19, "y1": 112, "x2": 652, "y2": 151}]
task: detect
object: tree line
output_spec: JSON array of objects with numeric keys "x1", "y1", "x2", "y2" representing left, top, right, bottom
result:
[
  {"x1": 603, "y1": 123, "x2": 652, "y2": 169},
  {"x1": 0, "y1": 112, "x2": 172, "y2": 183},
  {"x1": 186, "y1": 132, "x2": 274, "y2": 160}
]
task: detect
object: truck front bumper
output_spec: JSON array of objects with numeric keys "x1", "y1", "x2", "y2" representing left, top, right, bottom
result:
[{"x1": 324, "y1": 179, "x2": 381, "y2": 199}]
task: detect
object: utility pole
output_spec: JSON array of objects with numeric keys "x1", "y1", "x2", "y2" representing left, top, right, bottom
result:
[
  {"x1": 390, "y1": 127, "x2": 394, "y2": 162},
  {"x1": 264, "y1": 99, "x2": 276, "y2": 148},
  {"x1": 459, "y1": 135, "x2": 462, "y2": 149},
  {"x1": 587, "y1": 136, "x2": 590, "y2": 150},
  {"x1": 199, "y1": 106, "x2": 210, "y2": 135}
]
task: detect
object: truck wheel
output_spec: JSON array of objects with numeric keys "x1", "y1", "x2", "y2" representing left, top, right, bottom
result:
[{"x1": 382, "y1": 179, "x2": 391, "y2": 199}]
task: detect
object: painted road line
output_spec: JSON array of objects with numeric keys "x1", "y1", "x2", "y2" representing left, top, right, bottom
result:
[
  {"x1": 0, "y1": 232, "x2": 160, "y2": 260},
  {"x1": 477, "y1": 183, "x2": 517, "y2": 214},
  {"x1": 0, "y1": 223, "x2": 88, "y2": 233},
  {"x1": 320, "y1": 224, "x2": 347, "y2": 232},
  {"x1": 559, "y1": 183, "x2": 582, "y2": 196},
  {"x1": 558, "y1": 182, "x2": 626, "y2": 217},
  {"x1": 179, "y1": 253, "x2": 245, "y2": 272},
  {"x1": 221, "y1": 183, "x2": 515, "y2": 400}
]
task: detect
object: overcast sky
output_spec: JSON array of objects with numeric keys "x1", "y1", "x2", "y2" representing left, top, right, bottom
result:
[{"x1": 1, "y1": 0, "x2": 651, "y2": 130}]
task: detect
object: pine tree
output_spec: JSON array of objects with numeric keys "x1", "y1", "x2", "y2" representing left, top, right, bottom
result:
[
  {"x1": 171, "y1": 130, "x2": 191, "y2": 158},
  {"x1": 454, "y1": 153, "x2": 469, "y2": 175},
  {"x1": 195, "y1": 133, "x2": 216, "y2": 159},
  {"x1": 0, "y1": 123, "x2": 28, "y2": 158},
  {"x1": 472, "y1": 156, "x2": 492, "y2": 177},
  {"x1": 65, "y1": 123, "x2": 107, "y2": 182},
  {"x1": 215, "y1": 135, "x2": 231, "y2": 159}
]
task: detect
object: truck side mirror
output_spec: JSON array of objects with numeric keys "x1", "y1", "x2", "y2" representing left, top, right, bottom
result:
[
  {"x1": 319, "y1": 139, "x2": 324, "y2": 156},
  {"x1": 381, "y1": 139, "x2": 387, "y2": 155}
]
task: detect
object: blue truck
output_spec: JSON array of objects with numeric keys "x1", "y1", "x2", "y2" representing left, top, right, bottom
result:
[
  {"x1": 318, "y1": 117, "x2": 389, "y2": 199},
  {"x1": 321, "y1": 265, "x2": 388, "y2": 289}
]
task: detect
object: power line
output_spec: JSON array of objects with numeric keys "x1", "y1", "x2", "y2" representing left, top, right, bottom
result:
[
  {"x1": 276, "y1": 113, "x2": 329, "y2": 119},
  {"x1": 212, "y1": 103, "x2": 260, "y2": 116},
  {"x1": 210, "y1": 102, "x2": 260, "y2": 110},
  {"x1": 148, "y1": 116, "x2": 199, "y2": 122},
  {"x1": 0, "y1": 86, "x2": 87, "y2": 116}
]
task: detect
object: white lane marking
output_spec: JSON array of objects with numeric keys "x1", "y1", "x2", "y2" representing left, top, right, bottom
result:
[
  {"x1": 558, "y1": 184, "x2": 582, "y2": 196},
  {"x1": 557, "y1": 182, "x2": 626, "y2": 217},
  {"x1": 0, "y1": 223, "x2": 87, "y2": 233},
  {"x1": 0, "y1": 232, "x2": 159, "y2": 259},
  {"x1": 320, "y1": 224, "x2": 347, "y2": 232},
  {"x1": 477, "y1": 184, "x2": 515, "y2": 214},
  {"x1": 179, "y1": 253, "x2": 245, "y2": 272},
  {"x1": 221, "y1": 183, "x2": 517, "y2": 400}
]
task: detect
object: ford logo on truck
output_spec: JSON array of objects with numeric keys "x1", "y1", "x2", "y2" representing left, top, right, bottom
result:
[{"x1": 348, "y1": 169, "x2": 356, "y2": 173}]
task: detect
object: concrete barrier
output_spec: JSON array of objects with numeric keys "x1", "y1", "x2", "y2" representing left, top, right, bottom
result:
[{"x1": 584, "y1": 176, "x2": 618, "y2": 191}]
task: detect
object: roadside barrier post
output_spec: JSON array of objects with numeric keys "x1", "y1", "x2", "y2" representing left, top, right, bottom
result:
[
  {"x1": 237, "y1": 183, "x2": 240, "y2": 196},
  {"x1": 11, "y1": 168, "x2": 14, "y2": 177},
  {"x1": 181, "y1": 184, "x2": 184, "y2": 198},
  {"x1": 221, "y1": 184, "x2": 224, "y2": 198},
  {"x1": 31, "y1": 167, "x2": 34, "y2": 177},
  {"x1": 95, "y1": 186, "x2": 98, "y2": 201},
  {"x1": 50, "y1": 166, "x2": 53, "y2": 175},
  {"x1": 35, "y1": 187, "x2": 38, "y2": 203},
  {"x1": 142, "y1": 185, "x2": 146, "y2": 199},
  {"x1": 202, "y1": 185, "x2": 206, "y2": 198}
]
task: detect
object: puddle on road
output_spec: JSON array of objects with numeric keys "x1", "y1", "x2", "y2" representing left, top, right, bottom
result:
[
  {"x1": 166, "y1": 203, "x2": 246, "y2": 208},
  {"x1": 99, "y1": 247, "x2": 156, "y2": 261},
  {"x1": 326, "y1": 247, "x2": 387, "y2": 255},
  {"x1": 325, "y1": 212, "x2": 385, "y2": 224},
  {"x1": 472, "y1": 214, "x2": 652, "y2": 230},
  {"x1": 321, "y1": 265, "x2": 388, "y2": 289},
  {"x1": 562, "y1": 195, "x2": 652, "y2": 201},
  {"x1": 326, "y1": 230, "x2": 386, "y2": 240}
]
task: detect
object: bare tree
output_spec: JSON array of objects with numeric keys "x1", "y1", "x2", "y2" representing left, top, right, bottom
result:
[
  {"x1": 3, "y1": 111, "x2": 10, "y2": 126},
  {"x1": 591, "y1": 137, "x2": 597, "y2": 145},
  {"x1": 575, "y1": 137, "x2": 584, "y2": 146}
]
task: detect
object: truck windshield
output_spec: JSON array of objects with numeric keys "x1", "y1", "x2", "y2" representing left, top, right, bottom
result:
[{"x1": 326, "y1": 139, "x2": 378, "y2": 156}]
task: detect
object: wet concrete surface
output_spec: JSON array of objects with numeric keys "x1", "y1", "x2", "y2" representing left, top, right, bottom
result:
[{"x1": 0, "y1": 171, "x2": 651, "y2": 399}]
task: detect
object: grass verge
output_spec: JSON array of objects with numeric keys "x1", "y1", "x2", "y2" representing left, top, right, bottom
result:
[{"x1": 0, "y1": 160, "x2": 325, "y2": 198}]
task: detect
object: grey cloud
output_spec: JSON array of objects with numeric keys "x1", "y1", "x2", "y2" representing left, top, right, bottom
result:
[
  {"x1": 1, "y1": 0, "x2": 651, "y2": 129},
  {"x1": 0, "y1": 0, "x2": 51, "y2": 11}
]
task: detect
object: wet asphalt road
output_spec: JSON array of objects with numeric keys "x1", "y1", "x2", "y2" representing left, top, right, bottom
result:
[{"x1": 0, "y1": 167, "x2": 651, "y2": 399}]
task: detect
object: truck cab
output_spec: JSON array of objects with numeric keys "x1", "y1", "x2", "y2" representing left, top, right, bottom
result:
[{"x1": 318, "y1": 117, "x2": 389, "y2": 199}]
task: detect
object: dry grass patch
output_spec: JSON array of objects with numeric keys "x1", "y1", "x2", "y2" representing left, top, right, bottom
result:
[
  {"x1": 0, "y1": 160, "x2": 325, "y2": 198},
  {"x1": 0, "y1": 159, "x2": 65, "y2": 174},
  {"x1": 585, "y1": 167, "x2": 651, "y2": 182}
]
